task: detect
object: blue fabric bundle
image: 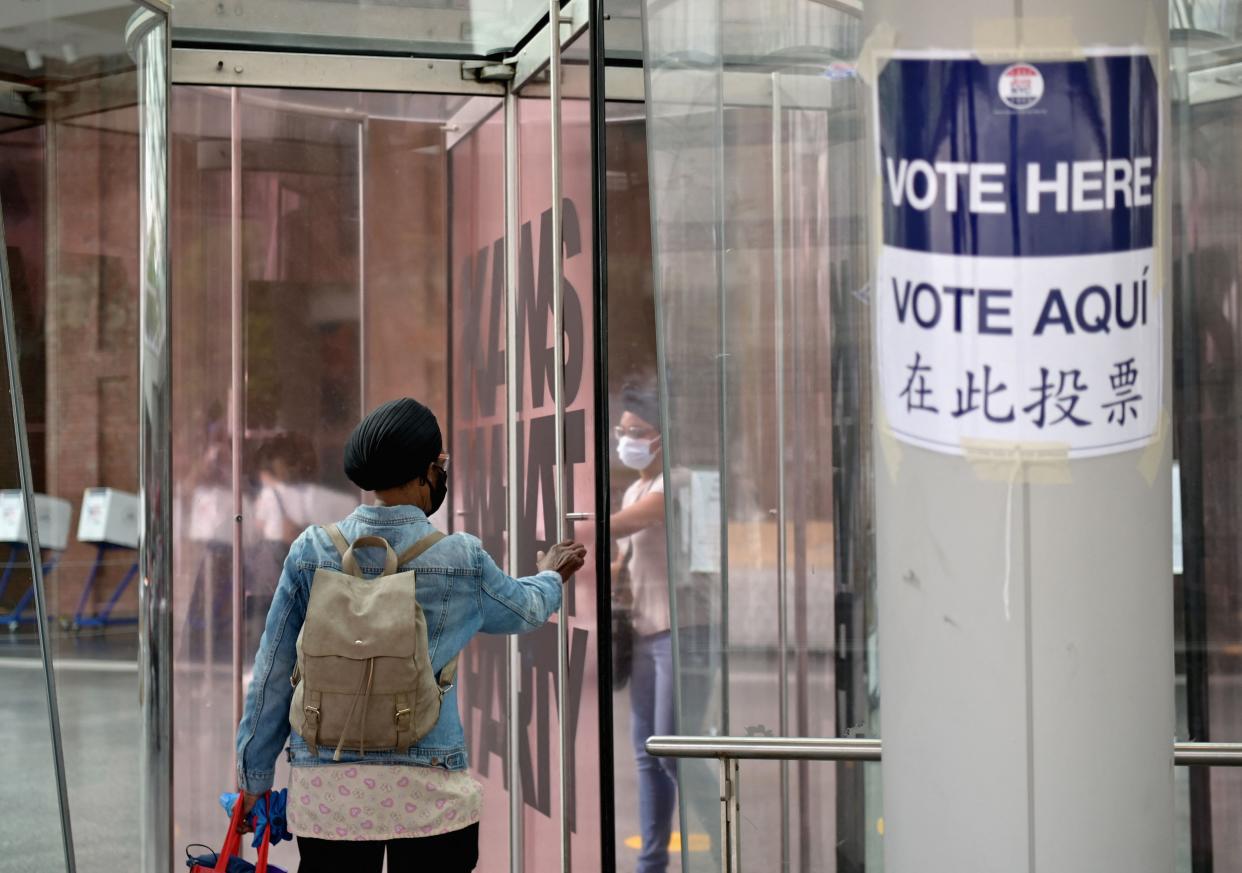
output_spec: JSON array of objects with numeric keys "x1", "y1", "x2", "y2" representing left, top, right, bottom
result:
[{"x1": 219, "y1": 790, "x2": 293, "y2": 848}]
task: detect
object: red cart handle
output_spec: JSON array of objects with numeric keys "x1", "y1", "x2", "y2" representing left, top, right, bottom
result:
[{"x1": 210, "y1": 792, "x2": 270, "y2": 873}]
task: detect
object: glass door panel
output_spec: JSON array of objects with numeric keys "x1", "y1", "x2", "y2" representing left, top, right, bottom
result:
[
  {"x1": 514, "y1": 75, "x2": 602, "y2": 873},
  {"x1": 0, "y1": 258, "x2": 69, "y2": 873},
  {"x1": 449, "y1": 102, "x2": 513, "y2": 872},
  {"x1": 0, "y1": 2, "x2": 165, "y2": 869},
  {"x1": 638, "y1": 0, "x2": 869, "y2": 870},
  {"x1": 170, "y1": 86, "x2": 459, "y2": 869}
]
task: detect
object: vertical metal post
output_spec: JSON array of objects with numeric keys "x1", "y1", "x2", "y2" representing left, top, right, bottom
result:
[
  {"x1": 1170, "y1": 40, "x2": 1213, "y2": 873},
  {"x1": 549, "y1": 2, "x2": 571, "y2": 871},
  {"x1": 587, "y1": 1, "x2": 617, "y2": 868},
  {"x1": 229, "y1": 87, "x2": 245, "y2": 749},
  {"x1": 718, "y1": 757, "x2": 741, "y2": 873},
  {"x1": 504, "y1": 89, "x2": 525, "y2": 873},
  {"x1": 358, "y1": 120, "x2": 367, "y2": 411},
  {"x1": 134, "y1": 12, "x2": 172, "y2": 872},
  {"x1": 720, "y1": 758, "x2": 729, "y2": 873},
  {"x1": 712, "y1": 0, "x2": 731, "y2": 742},
  {"x1": 770, "y1": 71, "x2": 791, "y2": 873},
  {"x1": 729, "y1": 758, "x2": 741, "y2": 873},
  {"x1": 0, "y1": 198, "x2": 77, "y2": 873}
]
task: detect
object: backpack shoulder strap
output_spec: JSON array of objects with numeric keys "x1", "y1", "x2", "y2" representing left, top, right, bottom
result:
[
  {"x1": 322, "y1": 523, "x2": 350, "y2": 557},
  {"x1": 397, "y1": 530, "x2": 447, "y2": 566},
  {"x1": 397, "y1": 530, "x2": 453, "y2": 695}
]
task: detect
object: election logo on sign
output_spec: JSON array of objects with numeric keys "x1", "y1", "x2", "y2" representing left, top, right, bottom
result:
[
  {"x1": 875, "y1": 52, "x2": 1161, "y2": 459},
  {"x1": 998, "y1": 63, "x2": 1044, "y2": 110}
]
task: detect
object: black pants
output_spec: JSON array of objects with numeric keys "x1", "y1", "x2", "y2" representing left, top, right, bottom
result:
[{"x1": 296, "y1": 824, "x2": 479, "y2": 873}]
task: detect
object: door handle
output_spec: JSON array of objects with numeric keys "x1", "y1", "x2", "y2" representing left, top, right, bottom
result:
[{"x1": 565, "y1": 512, "x2": 592, "y2": 522}]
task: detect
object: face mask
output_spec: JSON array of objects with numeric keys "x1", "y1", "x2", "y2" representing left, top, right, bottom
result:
[
  {"x1": 617, "y1": 436, "x2": 659, "y2": 471},
  {"x1": 427, "y1": 466, "x2": 449, "y2": 516}
]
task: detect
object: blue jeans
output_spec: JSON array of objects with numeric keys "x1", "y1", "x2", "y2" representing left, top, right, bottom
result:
[{"x1": 629, "y1": 626, "x2": 716, "y2": 873}]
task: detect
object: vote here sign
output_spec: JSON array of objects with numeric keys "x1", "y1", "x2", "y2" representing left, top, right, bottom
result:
[{"x1": 875, "y1": 54, "x2": 1162, "y2": 458}]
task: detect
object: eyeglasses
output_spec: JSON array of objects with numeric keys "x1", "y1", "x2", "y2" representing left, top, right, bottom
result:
[
  {"x1": 435, "y1": 453, "x2": 450, "y2": 473},
  {"x1": 614, "y1": 426, "x2": 656, "y2": 440}
]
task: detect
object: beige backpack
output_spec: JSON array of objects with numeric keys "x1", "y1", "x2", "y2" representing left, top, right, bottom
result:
[{"x1": 289, "y1": 524, "x2": 457, "y2": 761}]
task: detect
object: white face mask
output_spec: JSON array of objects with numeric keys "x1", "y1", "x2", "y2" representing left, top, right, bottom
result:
[{"x1": 617, "y1": 436, "x2": 659, "y2": 471}]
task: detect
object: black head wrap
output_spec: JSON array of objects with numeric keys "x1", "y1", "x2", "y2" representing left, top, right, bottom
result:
[
  {"x1": 344, "y1": 398, "x2": 442, "y2": 492},
  {"x1": 621, "y1": 380, "x2": 661, "y2": 430}
]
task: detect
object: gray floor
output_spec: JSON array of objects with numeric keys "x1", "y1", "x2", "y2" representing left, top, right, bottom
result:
[
  {"x1": 0, "y1": 629, "x2": 1210, "y2": 873},
  {"x1": 0, "y1": 630, "x2": 140, "y2": 873}
]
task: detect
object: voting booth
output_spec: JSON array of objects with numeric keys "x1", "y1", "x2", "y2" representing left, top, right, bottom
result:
[
  {"x1": 0, "y1": 490, "x2": 71, "y2": 629},
  {"x1": 71, "y1": 488, "x2": 141, "y2": 629}
]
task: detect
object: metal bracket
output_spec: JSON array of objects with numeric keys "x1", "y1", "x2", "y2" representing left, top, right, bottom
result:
[
  {"x1": 508, "y1": 0, "x2": 590, "y2": 93},
  {"x1": 462, "y1": 60, "x2": 515, "y2": 83},
  {"x1": 171, "y1": 48, "x2": 504, "y2": 96}
]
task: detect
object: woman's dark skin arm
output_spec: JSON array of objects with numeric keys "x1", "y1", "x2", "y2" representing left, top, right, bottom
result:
[{"x1": 537, "y1": 540, "x2": 588, "y2": 580}]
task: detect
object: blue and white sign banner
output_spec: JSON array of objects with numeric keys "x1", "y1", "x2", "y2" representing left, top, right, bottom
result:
[{"x1": 875, "y1": 52, "x2": 1162, "y2": 458}]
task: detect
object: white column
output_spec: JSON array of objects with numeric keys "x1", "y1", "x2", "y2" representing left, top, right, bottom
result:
[{"x1": 864, "y1": 2, "x2": 1174, "y2": 871}]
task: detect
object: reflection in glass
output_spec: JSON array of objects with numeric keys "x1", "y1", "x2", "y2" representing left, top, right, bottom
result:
[
  {"x1": 0, "y1": 221, "x2": 71, "y2": 873},
  {"x1": 1173, "y1": 9, "x2": 1242, "y2": 870},
  {"x1": 639, "y1": 0, "x2": 870, "y2": 870},
  {"x1": 448, "y1": 102, "x2": 512, "y2": 873},
  {"x1": 0, "y1": 1, "x2": 164, "y2": 869},
  {"x1": 514, "y1": 75, "x2": 602, "y2": 873},
  {"x1": 170, "y1": 86, "x2": 474, "y2": 869}
]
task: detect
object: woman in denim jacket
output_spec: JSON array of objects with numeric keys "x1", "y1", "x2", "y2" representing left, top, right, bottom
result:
[{"x1": 234, "y1": 398, "x2": 587, "y2": 873}]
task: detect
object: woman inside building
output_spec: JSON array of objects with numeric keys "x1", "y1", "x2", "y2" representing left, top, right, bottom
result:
[
  {"x1": 233, "y1": 397, "x2": 587, "y2": 873},
  {"x1": 612, "y1": 381, "x2": 717, "y2": 873}
]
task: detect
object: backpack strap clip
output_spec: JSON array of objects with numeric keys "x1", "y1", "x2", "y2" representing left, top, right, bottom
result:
[
  {"x1": 302, "y1": 689, "x2": 323, "y2": 756},
  {"x1": 437, "y1": 654, "x2": 459, "y2": 699}
]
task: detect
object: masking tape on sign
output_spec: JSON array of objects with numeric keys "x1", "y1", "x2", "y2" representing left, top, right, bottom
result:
[{"x1": 970, "y1": 17, "x2": 1083, "y2": 61}]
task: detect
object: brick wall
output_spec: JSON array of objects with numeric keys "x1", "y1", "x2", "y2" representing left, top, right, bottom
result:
[{"x1": 44, "y1": 120, "x2": 141, "y2": 618}]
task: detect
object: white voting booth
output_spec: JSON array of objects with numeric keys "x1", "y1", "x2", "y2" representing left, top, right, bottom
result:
[
  {"x1": 72, "y1": 488, "x2": 140, "y2": 629},
  {"x1": 77, "y1": 487, "x2": 139, "y2": 549},
  {"x1": 0, "y1": 490, "x2": 70, "y2": 629}
]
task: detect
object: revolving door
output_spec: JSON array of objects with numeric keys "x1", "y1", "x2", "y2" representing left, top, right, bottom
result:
[{"x1": 160, "y1": 5, "x2": 609, "y2": 871}]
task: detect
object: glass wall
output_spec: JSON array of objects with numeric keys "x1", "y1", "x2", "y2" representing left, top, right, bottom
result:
[
  {"x1": 1174, "y1": 7, "x2": 1242, "y2": 869},
  {"x1": 449, "y1": 99, "x2": 512, "y2": 873},
  {"x1": 514, "y1": 71, "x2": 603, "y2": 873},
  {"x1": 634, "y1": 1, "x2": 1242, "y2": 872},
  {"x1": 445, "y1": 34, "x2": 605, "y2": 868},
  {"x1": 636, "y1": 0, "x2": 867, "y2": 870},
  {"x1": 0, "y1": 267, "x2": 70, "y2": 873},
  {"x1": 0, "y1": 2, "x2": 168, "y2": 870},
  {"x1": 169, "y1": 87, "x2": 476, "y2": 867}
]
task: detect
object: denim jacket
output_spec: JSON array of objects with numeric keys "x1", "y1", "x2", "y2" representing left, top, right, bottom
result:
[{"x1": 235, "y1": 503, "x2": 563, "y2": 794}]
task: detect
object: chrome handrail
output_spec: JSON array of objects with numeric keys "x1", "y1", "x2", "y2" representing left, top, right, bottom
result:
[
  {"x1": 645, "y1": 735, "x2": 1242, "y2": 766},
  {"x1": 647, "y1": 735, "x2": 1242, "y2": 870}
]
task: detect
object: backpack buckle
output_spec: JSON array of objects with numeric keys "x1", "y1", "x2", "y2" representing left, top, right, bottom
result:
[
  {"x1": 394, "y1": 707, "x2": 411, "y2": 728},
  {"x1": 303, "y1": 705, "x2": 322, "y2": 754}
]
